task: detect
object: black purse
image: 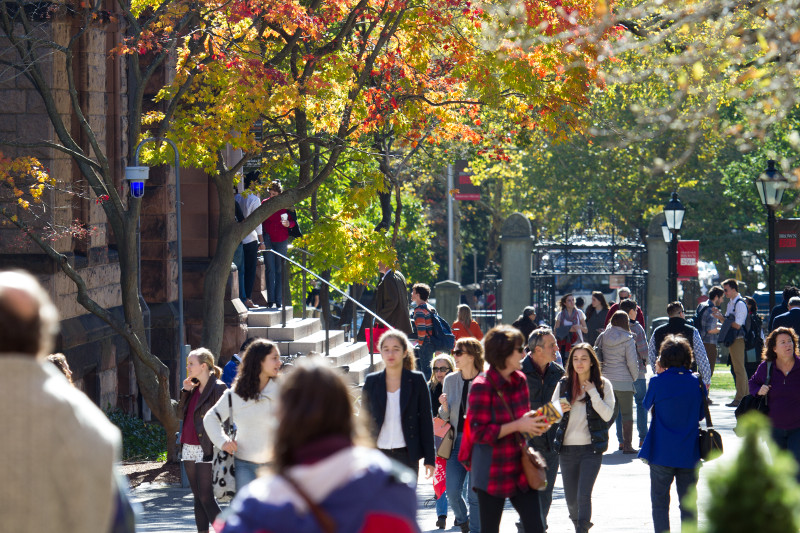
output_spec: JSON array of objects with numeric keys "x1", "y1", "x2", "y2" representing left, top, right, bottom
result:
[
  {"x1": 698, "y1": 383, "x2": 723, "y2": 461},
  {"x1": 734, "y1": 362, "x2": 772, "y2": 434}
]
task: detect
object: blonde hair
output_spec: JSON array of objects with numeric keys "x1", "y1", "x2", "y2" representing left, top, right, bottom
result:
[
  {"x1": 378, "y1": 329, "x2": 416, "y2": 371},
  {"x1": 188, "y1": 347, "x2": 223, "y2": 379},
  {"x1": 457, "y1": 304, "x2": 472, "y2": 325},
  {"x1": 428, "y1": 353, "x2": 456, "y2": 386}
]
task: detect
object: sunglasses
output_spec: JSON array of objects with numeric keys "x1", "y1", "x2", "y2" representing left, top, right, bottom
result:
[
  {"x1": 453, "y1": 349, "x2": 465, "y2": 356},
  {"x1": 433, "y1": 366, "x2": 451, "y2": 373}
]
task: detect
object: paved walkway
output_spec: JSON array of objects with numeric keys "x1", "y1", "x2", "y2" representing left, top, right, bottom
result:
[{"x1": 132, "y1": 389, "x2": 742, "y2": 532}]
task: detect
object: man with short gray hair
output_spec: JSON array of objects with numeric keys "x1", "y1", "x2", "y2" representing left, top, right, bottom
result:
[
  {"x1": 604, "y1": 286, "x2": 645, "y2": 327},
  {"x1": 0, "y1": 270, "x2": 126, "y2": 532}
]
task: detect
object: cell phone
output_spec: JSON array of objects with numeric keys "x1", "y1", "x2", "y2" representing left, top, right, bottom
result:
[{"x1": 191, "y1": 377, "x2": 199, "y2": 385}]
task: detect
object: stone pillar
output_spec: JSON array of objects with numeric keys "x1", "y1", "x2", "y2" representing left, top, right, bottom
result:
[
  {"x1": 647, "y1": 214, "x2": 669, "y2": 331},
  {"x1": 500, "y1": 213, "x2": 533, "y2": 324},
  {"x1": 434, "y1": 280, "x2": 461, "y2": 324}
]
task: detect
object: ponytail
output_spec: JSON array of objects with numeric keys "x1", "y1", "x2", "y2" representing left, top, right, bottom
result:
[{"x1": 188, "y1": 347, "x2": 220, "y2": 379}]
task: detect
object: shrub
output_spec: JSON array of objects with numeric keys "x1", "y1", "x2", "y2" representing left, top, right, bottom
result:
[{"x1": 106, "y1": 408, "x2": 168, "y2": 461}]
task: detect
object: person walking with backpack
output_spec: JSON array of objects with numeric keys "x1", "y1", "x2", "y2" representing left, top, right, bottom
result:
[
  {"x1": 696, "y1": 286, "x2": 723, "y2": 382},
  {"x1": 551, "y1": 343, "x2": 616, "y2": 533},
  {"x1": 412, "y1": 283, "x2": 437, "y2": 381}
]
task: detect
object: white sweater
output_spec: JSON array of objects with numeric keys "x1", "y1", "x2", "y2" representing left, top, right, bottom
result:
[
  {"x1": 203, "y1": 379, "x2": 279, "y2": 464},
  {"x1": 551, "y1": 377, "x2": 615, "y2": 446}
]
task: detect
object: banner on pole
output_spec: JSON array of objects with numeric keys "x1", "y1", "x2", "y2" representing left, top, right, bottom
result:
[
  {"x1": 776, "y1": 219, "x2": 800, "y2": 264},
  {"x1": 453, "y1": 160, "x2": 480, "y2": 201},
  {"x1": 677, "y1": 240, "x2": 699, "y2": 281}
]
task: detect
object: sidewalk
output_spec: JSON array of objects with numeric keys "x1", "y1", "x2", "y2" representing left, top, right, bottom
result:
[{"x1": 132, "y1": 390, "x2": 741, "y2": 533}]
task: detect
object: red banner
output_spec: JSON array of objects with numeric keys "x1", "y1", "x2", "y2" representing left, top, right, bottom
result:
[
  {"x1": 776, "y1": 219, "x2": 800, "y2": 264},
  {"x1": 677, "y1": 240, "x2": 699, "y2": 280},
  {"x1": 453, "y1": 159, "x2": 480, "y2": 201}
]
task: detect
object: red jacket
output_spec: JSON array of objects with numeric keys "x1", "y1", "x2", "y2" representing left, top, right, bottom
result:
[{"x1": 261, "y1": 199, "x2": 295, "y2": 243}]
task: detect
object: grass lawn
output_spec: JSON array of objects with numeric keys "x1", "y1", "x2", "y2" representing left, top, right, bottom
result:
[{"x1": 710, "y1": 366, "x2": 736, "y2": 392}]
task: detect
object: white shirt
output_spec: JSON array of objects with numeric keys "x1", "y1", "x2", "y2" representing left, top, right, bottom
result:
[
  {"x1": 551, "y1": 377, "x2": 615, "y2": 446},
  {"x1": 236, "y1": 192, "x2": 262, "y2": 244},
  {"x1": 725, "y1": 295, "x2": 748, "y2": 326},
  {"x1": 376, "y1": 389, "x2": 406, "y2": 449}
]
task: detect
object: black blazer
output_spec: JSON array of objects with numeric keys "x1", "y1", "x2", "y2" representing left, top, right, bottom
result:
[
  {"x1": 773, "y1": 308, "x2": 800, "y2": 336},
  {"x1": 375, "y1": 270, "x2": 414, "y2": 335},
  {"x1": 362, "y1": 368, "x2": 435, "y2": 467}
]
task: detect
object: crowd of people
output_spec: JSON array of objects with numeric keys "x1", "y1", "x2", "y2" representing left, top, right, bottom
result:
[{"x1": 6, "y1": 261, "x2": 800, "y2": 533}]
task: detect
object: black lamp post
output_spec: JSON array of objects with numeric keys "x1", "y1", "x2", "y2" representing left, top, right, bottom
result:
[
  {"x1": 755, "y1": 160, "x2": 788, "y2": 314},
  {"x1": 663, "y1": 192, "x2": 685, "y2": 303}
]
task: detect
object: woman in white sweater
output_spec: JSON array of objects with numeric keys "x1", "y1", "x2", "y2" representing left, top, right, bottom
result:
[
  {"x1": 551, "y1": 343, "x2": 616, "y2": 533},
  {"x1": 204, "y1": 338, "x2": 281, "y2": 489}
]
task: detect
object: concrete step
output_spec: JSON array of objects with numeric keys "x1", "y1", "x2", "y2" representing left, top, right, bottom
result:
[
  {"x1": 324, "y1": 341, "x2": 371, "y2": 368},
  {"x1": 345, "y1": 353, "x2": 384, "y2": 385},
  {"x1": 247, "y1": 317, "x2": 321, "y2": 341},
  {"x1": 246, "y1": 306, "x2": 294, "y2": 327},
  {"x1": 286, "y1": 329, "x2": 345, "y2": 353}
]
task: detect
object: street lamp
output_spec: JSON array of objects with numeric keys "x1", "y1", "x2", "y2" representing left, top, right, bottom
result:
[
  {"x1": 663, "y1": 192, "x2": 685, "y2": 303},
  {"x1": 755, "y1": 159, "x2": 789, "y2": 314}
]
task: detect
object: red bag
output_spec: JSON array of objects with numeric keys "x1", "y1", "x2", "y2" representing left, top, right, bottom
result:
[
  {"x1": 365, "y1": 325, "x2": 390, "y2": 353},
  {"x1": 433, "y1": 457, "x2": 447, "y2": 498},
  {"x1": 457, "y1": 411, "x2": 476, "y2": 470}
]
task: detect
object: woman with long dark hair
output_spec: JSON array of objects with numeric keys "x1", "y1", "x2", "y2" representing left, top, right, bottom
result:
[
  {"x1": 362, "y1": 330, "x2": 436, "y2": 478},
  {"x1": 178, "y1": 348, "x2": 228, "y2": 533},
  {"x1": 204, "y1": 338, "x2": 282, "y2": 489},
  {"x1": 217, "y1": 358, "x2": 419, "y2": 533},
  {"x1": 551, "y1": 343, "x2": 615, "y2": 533},
  {"x1": 466, "y1": 326, "x2": 551, "y2": 533},
  {"x1": 749, "y1": 327, "x2": 800, "y2": 481},
  {"x1": 584, "y1": 292, "x2": 609, "y2": 346},
  {"x1": 439, "y1": 338, "x2": 485, "y2": 533}
]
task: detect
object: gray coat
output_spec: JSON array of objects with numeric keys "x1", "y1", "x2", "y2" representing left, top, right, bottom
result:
[
  {"x1": 438, "y1": 370, "x2": 474, "y2": 440},
  {"x1": 594, "y1": 326, "x2": 639, "y2": 391}
]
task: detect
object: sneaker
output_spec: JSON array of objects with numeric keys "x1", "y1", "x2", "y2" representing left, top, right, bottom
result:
[
  {"x1": 618, "y1": 442, "x2": 623, "y2": 451},
  {"x1": 436, "y1": 516, "x2": 446, "y2": 530}
]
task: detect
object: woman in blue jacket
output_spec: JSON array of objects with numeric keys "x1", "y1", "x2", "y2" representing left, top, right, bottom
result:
[
  {"x1": 362, "y1": 330, "x2": 436, "y2": 478},
  {"x1": 639, "y1": 334, "x2": 706, "y2": 533}
]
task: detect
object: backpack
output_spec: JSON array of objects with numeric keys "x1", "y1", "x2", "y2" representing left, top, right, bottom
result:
[
  {"x1": 692, "y1": 302, "x2": 710, "y2": 332},
  {"x1": 429, "y1": 308, "x2": 456, "y2": 352}
]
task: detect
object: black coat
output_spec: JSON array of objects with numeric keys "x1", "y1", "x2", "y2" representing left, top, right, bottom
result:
[
  {"x1": 773, "y1": 308, "x2": 800, "y2": 336},
  {"x1": 362, "y1": 368, "x2": 436, "y2": 466},
  {"x1": 521, "y1": 356, "x2": 565, "y2": 453},
  {"x1": 375, "y1": 270, "x2": 413, "y2": 335}
]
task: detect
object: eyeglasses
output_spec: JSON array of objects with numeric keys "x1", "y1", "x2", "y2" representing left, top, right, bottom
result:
[
  {"x1": 452, "y1": 349, "x2": 464, "y2": 356},
  {"x1": 433, "y1": 367, "x2": 451, "y2": 373}
]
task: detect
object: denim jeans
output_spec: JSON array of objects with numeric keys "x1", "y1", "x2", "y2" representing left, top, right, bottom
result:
[
  {"x1": 540, "y1": 450, "x2": 559, "y2": 529},
  {"x1": 234, "y1": 457, "x2": 266, "y2": 489},
  {"x1": 436, "y1": 490, "x2": 449, "y2": 517},
  {"x1": 558, "y1": 445, "x2": 602, "y2": 530},
  {"x1": 265, "y1": 239, "x2": 288, "y2": 306},
  {"x1": 771, "y1": 427, "x2": 800, "y2": 483},
  {"x1": 417, "y1": 341, "x2": 435, "y2": 381},
  {"x1": 649, "y1": 463, "x2": 698, "y2": 533},
  {"x1": 447, "y1": 434, "x2": 480, "y2": 533},
  {"x1": 233, "y1": 243, "x2": 245, "y2": 302},
  {"x1": 615, "y1": 379, "x2": 648, "y2": 443}
]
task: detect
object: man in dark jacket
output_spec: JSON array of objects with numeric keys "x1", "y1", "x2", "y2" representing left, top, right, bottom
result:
[
  {"x1": 375, "y1": 261, "x2": 413, "y2": 336},
  {"x1": 648, "y1": 302, "x2": 711, "y2": 389},
  {"x1": 769, "y1": 286, "x2": 800, "y2": 332},
  {"x1": 521, "y1": 327, "x2": 565, "y2": 530},
  {"x1": 773, "y1": 296, "x2": 800, "y2": 335}
]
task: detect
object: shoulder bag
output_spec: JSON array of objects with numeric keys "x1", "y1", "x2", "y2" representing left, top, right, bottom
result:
[
  {"x1": 718, "y1": 299, "x2": 746, "y2": 347},
  {"x1": 698, "y1": 382, "x2": 723, "y2": 461},
  {"x1": 734, "y1": 362, "x2": 773, "y2": 433},
  {"x1": 494, "y1": 388, "x2": 548, "y2": 490},
  {"x1": 212, "y1": 393, "x2": 237, "y2": 502},
  {"x1": 282, "y1": 474, "x2": 336, "y2": 533},
  {"x1": 433, "y1": 417, "x2": 454, "y2": 459}
]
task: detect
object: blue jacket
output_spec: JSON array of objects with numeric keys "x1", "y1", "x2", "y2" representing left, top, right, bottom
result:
[
  {"x1": 362, "y1": 368, "x2": 436, "y2": 466},
  {"x1": 221, "y1": 356, "x2": 240, "y2": 388},
  {"x1": 772, "y1": 308, "x2": 800, "y2": 336},
  {"x1": 638, "y1": 367, "x2": 706, "y2": 468}
]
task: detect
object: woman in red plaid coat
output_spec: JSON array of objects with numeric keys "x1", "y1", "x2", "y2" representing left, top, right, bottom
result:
[{"x1": 465, "y1": 325, "x2": 551, "y2": 533}]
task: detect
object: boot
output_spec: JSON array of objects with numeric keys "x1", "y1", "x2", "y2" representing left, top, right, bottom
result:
[
  {"x1": 575, "y1": 520, "x2": 593, "y2": 533},
  {"x1": 436, "y1": 515, "x2": 446, "y2": 529},
  {"x1": 622, "y1": 420, "x2": 637, "y2": 454}
]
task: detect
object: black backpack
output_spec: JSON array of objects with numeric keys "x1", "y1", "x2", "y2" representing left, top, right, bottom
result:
[{"x1": 692, "y1": 302, "x2": 710, "y2": 332}]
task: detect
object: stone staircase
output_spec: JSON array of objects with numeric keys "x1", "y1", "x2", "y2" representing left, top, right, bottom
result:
[{"x1": 245, "y1": 306, "x2": 383, "y2": 384}]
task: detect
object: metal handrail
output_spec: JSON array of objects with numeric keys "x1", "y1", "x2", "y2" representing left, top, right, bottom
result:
[{"x1": 259, "y1": 248, "x2": 393, "y2": 366}]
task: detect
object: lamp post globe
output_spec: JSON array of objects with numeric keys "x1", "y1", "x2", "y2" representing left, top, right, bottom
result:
[{"x1": 663, "y1": 192, "x2": 685, "y2": 303}]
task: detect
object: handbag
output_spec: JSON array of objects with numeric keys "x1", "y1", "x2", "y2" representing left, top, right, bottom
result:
[
  {"x1": 734, "y1": 362, "x2": 772, "y2": 433},
  {"x1": 433, "y1": 417, "x2": 455, "y2": 459},
  {"x1": 212, "y1": 393, "x2": 237, "y2": 502},
  {"x1": 494, "y1": 388, "x2": 548, "y2": 490},
  {"x1": 698, "y1": 382, "x2": 723, "y2": 461}
]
